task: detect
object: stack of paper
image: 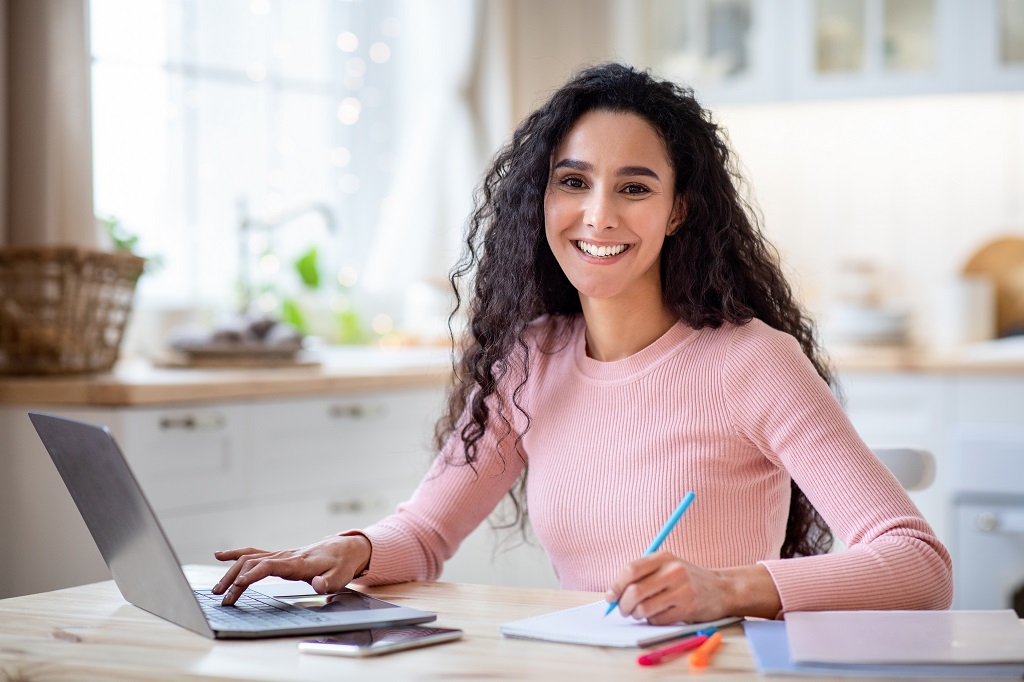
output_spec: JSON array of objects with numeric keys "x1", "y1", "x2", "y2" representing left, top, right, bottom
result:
[{"x1": 746, "y1": 610, "x2": 1024, "y2": 678}]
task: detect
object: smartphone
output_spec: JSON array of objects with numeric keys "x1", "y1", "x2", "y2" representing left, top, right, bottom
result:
[{"x1": 298, "y1": 626, "x2": 463, "y2": 657}]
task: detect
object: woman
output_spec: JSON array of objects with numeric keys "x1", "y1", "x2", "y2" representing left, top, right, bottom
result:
[{"x1": 214, "y1": 63, "x2": 952, "y2": 622}]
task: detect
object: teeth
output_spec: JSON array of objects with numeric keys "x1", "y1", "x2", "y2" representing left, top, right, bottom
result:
[{"x1": 576, "y1": 241, "x2": 628, "y2": 258}]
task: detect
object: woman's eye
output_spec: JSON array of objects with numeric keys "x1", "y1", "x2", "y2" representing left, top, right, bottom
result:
[
  {"x1": 559, "y1": 176, "x2": 586, "y2": 189},
  {"x1": 623, "y1": 184, "x2": 650, "y2": 195}
]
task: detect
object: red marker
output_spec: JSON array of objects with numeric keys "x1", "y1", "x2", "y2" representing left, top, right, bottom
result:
[{"x1": 636, "y1": 627, "x2": 717, "y2": 666}]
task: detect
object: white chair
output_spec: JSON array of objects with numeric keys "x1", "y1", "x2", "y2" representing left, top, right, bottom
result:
[{"x1": 870, "y1": 447, "x2": 936, "y2": 491}]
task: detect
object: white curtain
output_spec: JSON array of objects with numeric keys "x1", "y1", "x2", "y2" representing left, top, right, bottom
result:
[
  {"x1": 362, "y1": 0, "x2": 511, "y2": 337},
  {"x1": 1, "y1": 0, "x2": 97, "y2": 248}
]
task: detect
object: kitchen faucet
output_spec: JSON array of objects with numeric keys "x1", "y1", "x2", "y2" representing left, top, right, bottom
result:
[{"x1": 236, "y1": 199, "x2": 337, "y2": 314}]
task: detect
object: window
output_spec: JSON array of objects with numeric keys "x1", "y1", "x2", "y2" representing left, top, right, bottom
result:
[{"x1": 91, "y1": 0, "x2": 403, "y2": 341}]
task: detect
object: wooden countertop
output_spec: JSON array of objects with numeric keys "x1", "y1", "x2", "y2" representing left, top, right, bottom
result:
[
  {"x1": 3, "y1": 341, "x2": 1024, "y2": 407},
  {"x1": 0, "y1": 346, "x2": 453, "y2": 406},
  {"x1": 828, "y1": 341, "x2": 1024, "y2": 373}
]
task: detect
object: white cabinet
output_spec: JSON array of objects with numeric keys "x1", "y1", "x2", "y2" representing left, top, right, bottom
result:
[
  {"x1": 618, "y1": 0, "x2": 1024, "y2": 104},
  {"x1": 838, "y1": 372, "x2": 952, "y2": 546},
  {"x1": 0, "y1": 385, "x2": 561, "y2": 599},
  {"x1": 838, "y1": 369, "x2": 1024, "y2": 610},
  {"x1": 0, "y1": 388, "x2": 444, "y2": 598}
]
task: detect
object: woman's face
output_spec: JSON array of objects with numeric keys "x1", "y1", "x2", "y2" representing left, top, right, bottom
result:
[{"x1": 544, "y1": 110, "x2": 682, "y2": 306}]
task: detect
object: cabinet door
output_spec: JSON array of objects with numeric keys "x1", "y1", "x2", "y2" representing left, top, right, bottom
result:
[
  {"x1": 837, "y1": 371, "x2": 952, "y2": 545},
  {"x1": 441, "y1": 519, "x2": 560, "y2": 589},
  {"x1": 962, "y1": 0, "x2": 1024, "y2": 92},
  {"x1": 791, "y1": 0, "x2": 961, "y2": 99},
  {"x1": 115, "y1": 404, "x2": 251, "y2": 513},
  {"x1": 246, "y1": 388, "x2": 442, "y2": 499},
  {"x1": 615, "y1": 0, "x2": 784, "y2": 104},
  {"x1": 952, "y1": 375, "x2": 1024, "y2": 425},
  {"x1": 160, "y1": 481, "x2": 410, "y2": 567}
]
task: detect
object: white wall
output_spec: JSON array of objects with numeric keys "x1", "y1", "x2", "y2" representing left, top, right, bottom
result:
[{"x1": 713, "y1": 92, "x2": 1024, "y2": 345}]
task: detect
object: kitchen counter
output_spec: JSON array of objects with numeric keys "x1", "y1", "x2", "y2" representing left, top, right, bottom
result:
[
  {"x1": 3, "y1": 341, "x2": 1024, "y2": 407},
  {"x1": 0, "y1": 346, "x2": 452, "y2": 406},
  {"x1": 828, "y1": 339, "x2": 1024, "y2": 373}
]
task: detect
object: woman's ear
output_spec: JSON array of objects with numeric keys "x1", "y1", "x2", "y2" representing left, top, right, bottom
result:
[{"x1": 667, "y1": 195, "x2": 687, "y2": 236}]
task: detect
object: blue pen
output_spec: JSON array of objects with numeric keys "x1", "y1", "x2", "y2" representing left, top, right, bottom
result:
[{"x1": 605, "y1": 491, "x2": 696, "y2": 617}]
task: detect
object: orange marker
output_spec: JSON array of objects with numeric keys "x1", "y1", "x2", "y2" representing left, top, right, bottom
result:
[{"x1": 688, "y1": 630, "x2": 723, "y2": 668}]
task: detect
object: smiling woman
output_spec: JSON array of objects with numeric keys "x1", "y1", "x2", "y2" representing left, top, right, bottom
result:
[
  {"x1": 213, "y1": 63, "x2": 951, "y2": 626},
  {"x1": 543, "y1": 110, "x2": 684, "y2": 358}
]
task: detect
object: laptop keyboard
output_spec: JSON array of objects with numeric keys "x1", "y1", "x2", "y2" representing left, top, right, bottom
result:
[{"x1": 194, "y1": 590, "x2": 336, "y2": 629}]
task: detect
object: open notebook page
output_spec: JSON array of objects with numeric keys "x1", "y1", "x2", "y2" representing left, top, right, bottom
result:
[{"x1": 499, "y1": 600, "x2": 741, "y2": 648}]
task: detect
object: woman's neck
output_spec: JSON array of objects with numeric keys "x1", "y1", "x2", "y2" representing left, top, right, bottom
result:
[{"x1": 580, "y1": 294, "x2": 679, "y2": 362}]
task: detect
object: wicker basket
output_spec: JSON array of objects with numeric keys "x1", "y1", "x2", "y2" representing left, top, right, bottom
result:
[{"x1": 0, "y1": 246, "x2": 146, "y2": 374}]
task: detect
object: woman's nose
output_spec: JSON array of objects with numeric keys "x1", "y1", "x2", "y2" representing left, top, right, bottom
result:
[{"x1": 584, "y1": 189, "x2": 617, "y2": 230}]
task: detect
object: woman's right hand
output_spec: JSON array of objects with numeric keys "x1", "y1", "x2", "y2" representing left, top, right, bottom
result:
[{"x1": 211, "y1": 533, "x2": 372, "y2": 606}]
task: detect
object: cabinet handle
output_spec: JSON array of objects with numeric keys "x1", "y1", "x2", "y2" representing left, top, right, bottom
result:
[
  {"x1": 159, "y1": 413, "x2": 226, "y2": 431},
  {"x1": 328, "y1": 403, "x2": 387, "y2": 420},
  {"x1": 975, "y1": 510, "x2": 1024, "y2": 534},
  {"x1": 328, "y1": 499, "x2": 366, "y2": 514}
]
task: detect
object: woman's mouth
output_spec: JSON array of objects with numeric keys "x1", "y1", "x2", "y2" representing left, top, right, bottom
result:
[{"x1": 575, "y1": 240, "x2": 630, "y2": 258}]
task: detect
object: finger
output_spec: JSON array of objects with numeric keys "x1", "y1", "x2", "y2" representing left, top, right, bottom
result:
[
  {"x1": 212, "y1": 551, "x2": 270, "y2": 594},
  {"x1": 313, "y1": 561, "x2": 358, "y2": 594},
  {"x1": 630, "y1": 563, "x2": 695, "y2": 623},
  {"x1": 606, "y1": 555, "x2": 670, "y2": 611},
  {"x1": 632, "y1": 584, "x2": 680, "y2": 623},
  {"x1": 219, "y1": 554, "x2": 281, "y2": 604},
  {"x1": 235, "y1": 558, "x2": 288, "y2": 588},
  {"x1": 214, "y1": 547, "x2": 267, "y2": 561}
]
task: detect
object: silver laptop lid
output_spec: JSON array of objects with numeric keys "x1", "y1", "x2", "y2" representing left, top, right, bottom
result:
[{"x1": 29, "y1": 412, "x2": 214, "y2": 637}]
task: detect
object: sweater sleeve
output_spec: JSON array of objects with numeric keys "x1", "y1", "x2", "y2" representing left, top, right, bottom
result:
[
  {"x1": 346, "y1": 393, "x2": 527, "y2": 586},
  {"x1": 722, "y1": 322, "x2": 953, "y2": 614}
]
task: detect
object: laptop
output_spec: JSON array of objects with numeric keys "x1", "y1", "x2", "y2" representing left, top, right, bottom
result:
[{"x1": 28, "y1": 412, "x2": 437, "y2": 639}]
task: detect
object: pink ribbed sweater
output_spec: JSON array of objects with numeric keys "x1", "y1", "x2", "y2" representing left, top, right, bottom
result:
[{"x1": 354, "y1": 315, "x2": 953, "y2": 614}]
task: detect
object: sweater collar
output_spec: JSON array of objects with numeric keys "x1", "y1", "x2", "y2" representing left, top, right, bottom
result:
[{"x1": 572, "y1": 317, "x2": 699, "y2": 383}]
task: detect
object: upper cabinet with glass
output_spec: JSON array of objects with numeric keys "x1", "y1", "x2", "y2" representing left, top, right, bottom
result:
[
  {"x1": 615, "y1": 0, "x2": 1024, "y2": 103},
  {"x1": 791, "y1": 0, "x2": 955, "y2": 98},
  {"x1": 615, "y1": 0, "x2": 783, "y2": 103}
]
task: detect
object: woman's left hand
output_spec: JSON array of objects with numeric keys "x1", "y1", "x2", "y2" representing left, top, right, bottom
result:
[{"x1": 604, "y1": 551, "x2": 782, "y2": 623}]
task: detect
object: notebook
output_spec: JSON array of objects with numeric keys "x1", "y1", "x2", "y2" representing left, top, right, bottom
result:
[
  {"x1": 28, "y1": 411, "x2": 437, "y2": 639},
  {"x1": 499, "y1": 600, "x2": 741, "y2": 648},
  {"x1": 786, "y1": 610, "x2": 1024, "y2": 665},
  {"x1": 745, "y1": 619, "x2": 1024, "y2": 679}
]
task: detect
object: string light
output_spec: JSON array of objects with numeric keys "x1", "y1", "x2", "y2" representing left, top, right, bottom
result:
[
  {"x1": 336, "y1": 31, "x2": 358, "y2": 52},
  {"x1": 369, "y1": 42, "x2": 390, "y2": 63},
  {"x1": 337, "y1": 97, "x2": 361, "y2": 125}
]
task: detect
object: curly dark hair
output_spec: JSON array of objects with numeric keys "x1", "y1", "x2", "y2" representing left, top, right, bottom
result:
[{"x1": 435, "y1": 62, "x2": 834, "y2": 559}]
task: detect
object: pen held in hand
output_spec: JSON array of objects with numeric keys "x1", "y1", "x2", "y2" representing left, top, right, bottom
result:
[{"x1": 604, "y1": 491, "x2": 696, "y2": 617}]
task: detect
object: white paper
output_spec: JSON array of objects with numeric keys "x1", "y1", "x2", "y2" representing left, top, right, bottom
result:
[{"x1": 499, "y1": 600, "x2": 740, "y2": 648}]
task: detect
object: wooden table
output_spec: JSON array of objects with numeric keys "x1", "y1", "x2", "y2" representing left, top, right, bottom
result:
[{"x1": 0, "y1": 567, "x2": 766, "y2": 681}]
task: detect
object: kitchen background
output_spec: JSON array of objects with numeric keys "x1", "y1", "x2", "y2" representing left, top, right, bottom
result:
[{"x1": 1, "y1": 0, "x2": 1023, "y2": 611}]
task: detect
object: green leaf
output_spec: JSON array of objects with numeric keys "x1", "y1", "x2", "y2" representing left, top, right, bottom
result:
[
  {"x1": 280, "y1": 297, "x2": 309, "y2": 335},
  {"x1": 294, "y1": 247, "x2": 320, "y2": 289},
  {"x1": 101, "y1": 215, "x2": 140, "y2": 253},
  {"x1": 335, "y1": 309, "x2": 365, "y2": 344}
]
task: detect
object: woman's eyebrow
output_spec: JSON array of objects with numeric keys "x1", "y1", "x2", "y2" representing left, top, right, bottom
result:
[
  {"x1": 553, "y1": 158, "x2": 591, "y2": 172},
  {"x1": 552, "y1": 159, "x2": 661, "y2": 181},
  {"x1": 617, "y1": 165, "x2": 660, "y2": 180}
]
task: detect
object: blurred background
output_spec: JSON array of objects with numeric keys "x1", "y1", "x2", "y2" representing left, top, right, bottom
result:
[
  {"x1": 1, "y1": 0, "x2": 1023, "y2": 610},
  {"x1": 3, "y1": 0, "x2": 1021, "y2": 355}
]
